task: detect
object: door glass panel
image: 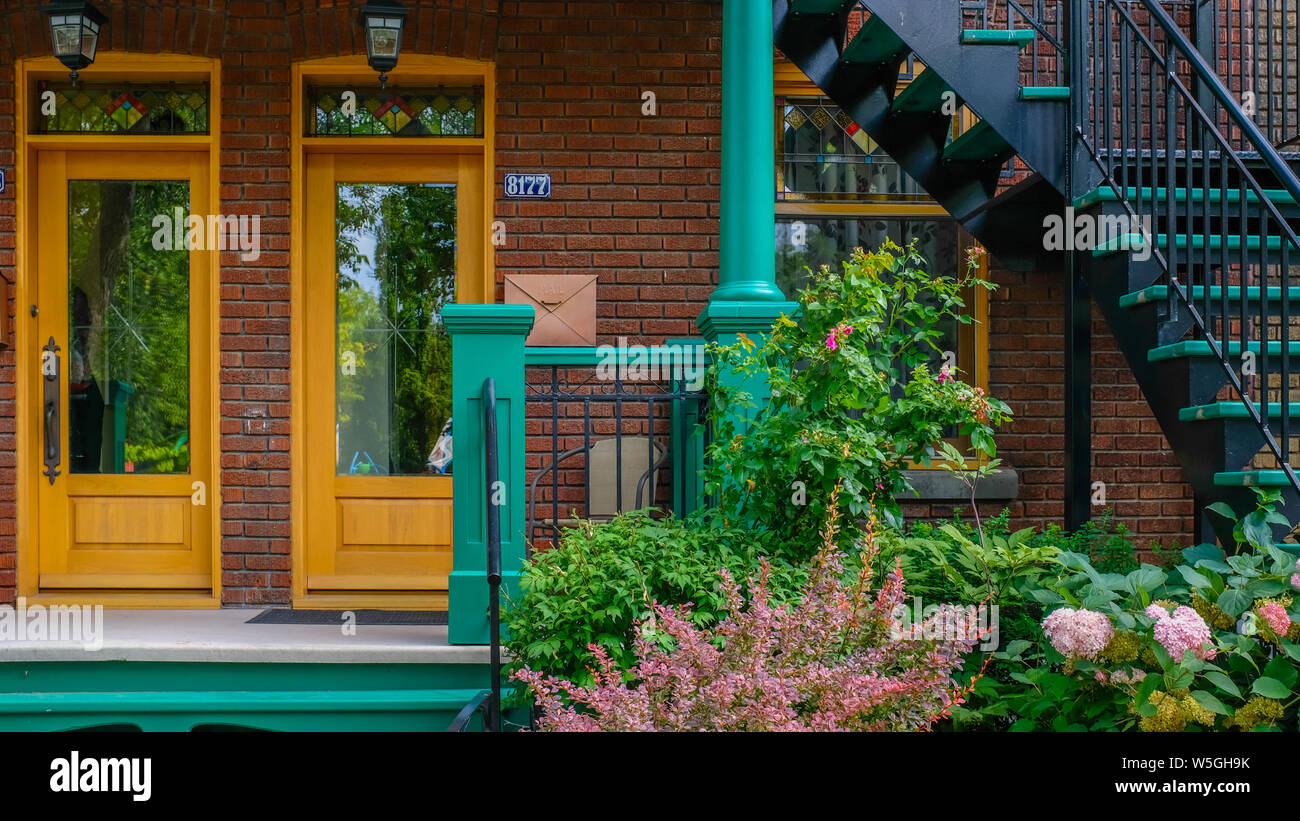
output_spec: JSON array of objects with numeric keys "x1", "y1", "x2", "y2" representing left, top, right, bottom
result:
[
  {"x1": 335, "y1": 183, "x2": 456, "y2": 476},
  {"x1": 67, "y1": 179, "x2": 191, "y2": 474}
]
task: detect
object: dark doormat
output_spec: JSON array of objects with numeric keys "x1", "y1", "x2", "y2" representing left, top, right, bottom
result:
[{"x1": 245, "y1": 609, "x2": 448, "y2": 625}]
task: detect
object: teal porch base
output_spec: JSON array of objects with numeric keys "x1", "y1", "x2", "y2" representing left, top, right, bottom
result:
[
  {"x1": 0, "y1": 662, "x2": 520, "y2": 732},
  {"x1": 0, "y1": 610, "x2": 519, "y2": 732}
]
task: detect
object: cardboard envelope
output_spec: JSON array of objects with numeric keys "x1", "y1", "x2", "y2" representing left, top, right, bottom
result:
[{"x1": 504, "y1": 274, "x2": 598, "y2": 347}]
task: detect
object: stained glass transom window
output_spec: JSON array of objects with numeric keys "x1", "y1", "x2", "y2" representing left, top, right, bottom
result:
[
  {"x1": 307, "y1": 86, "x2": 483, "y2": 137},
  {"x1": 36, "y1": 83, "x2": 210, "y2": 134},
  {"x1": 778, "y1": 96, "x2": 951, "y2": 202}
]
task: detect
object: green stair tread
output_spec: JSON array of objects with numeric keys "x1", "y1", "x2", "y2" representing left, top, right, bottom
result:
[
  {"x1": 1149, "y1": 339, "x2": 1300, "y2": 361},
  {"x1": 0, "y1": 688, "x2": 487, "y2": 713},
  {"x1": 942, "y1": 119, "x2": 1012, "y2": 163},
  {"x1": 788, "y1": 0, "x2": 856, "y2": 12},
  {"x1": 892, "y1": 69, "x2": 954, "y2": 113},
  {"x1": 842, "y1": 15, "x2": 909, "y2": 65},
  {"x1": 1019, "y1": 86, "x2": 1070, "y2": 100},
  {"x1": 1120, "y1": 285, "x2": 1300, "y2": 308},
  {"x1": 1213, "y1": 471, "x2": 1294, "y2": 488},
  {"x1": 1093, "y1": 233, "x2": 1292, "y2": 256},
  {"x1": 1074, "y1": 185, "x2": 1296, "y2": 210},
  {"x1": 961, "y1": 29, "x2": 1037, "y2": 48},
  {"x1": 1179, "y1": 402, "x2": 1300, "y2": 421}
]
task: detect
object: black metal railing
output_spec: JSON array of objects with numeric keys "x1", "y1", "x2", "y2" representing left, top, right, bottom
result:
[
  {"x1": 523, "y1": 355, "x2": 710, "y2": 551},
  {"x1": 448, "y1": 377, "x2": 504, "y2": 733},
  {"x1": 963, "y1": 1, "x2": 1296, "y2": 152},
  {"x1": 1074, "y1": 0, "x2": 1300, "y2": 491},
  {"x1": 1213, "y1": 0, "x2": 1300, "y2": 151}
]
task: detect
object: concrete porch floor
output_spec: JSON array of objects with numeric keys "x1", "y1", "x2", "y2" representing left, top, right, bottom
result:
[{"x1": 0, "y1": 609, "x2": 492, "y2": 664}]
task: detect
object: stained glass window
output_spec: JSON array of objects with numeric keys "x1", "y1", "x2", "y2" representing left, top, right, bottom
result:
[
  {"x1": 36, "y1": 83, "x2": 209, "y2": 134},
  {"x1": 306, "y1": 87, "x2": 483, "y2": 137},
  {"x1": 778, "y1": 96, "x2": 952, "y2": 202}
]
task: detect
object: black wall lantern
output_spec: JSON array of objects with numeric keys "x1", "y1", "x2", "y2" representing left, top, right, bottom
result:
[
  {"x1": 42, "y1": 1, "x2": 108, "y2": 85},
  {"x1": 360, "y1": 2, "x2": 408, "y2": 88}
]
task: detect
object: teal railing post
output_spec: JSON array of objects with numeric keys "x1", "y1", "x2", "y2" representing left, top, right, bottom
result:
[
  {"x1": 699, "y1": 0, "x2": 798, "y2": 425},
  {"x1": 444, "y1": 303, "x2": 535, "y2": 645}
]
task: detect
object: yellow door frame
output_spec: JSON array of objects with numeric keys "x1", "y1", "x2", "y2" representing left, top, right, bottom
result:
[
  {"x1": 290, "y1": 55, "x2": 495, "y2": 609},
  {"x1": 14, "y1": 53, "x2": 223, "y2": 607}
]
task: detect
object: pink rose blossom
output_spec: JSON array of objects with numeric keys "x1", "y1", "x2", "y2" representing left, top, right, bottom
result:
[
  {"x1": 1146, "y1": 604, "x2": 1215, "y2": 661},
  {"x1": 937, "y1": 365, "x2": 954, "y2": 385},
  {"x1": 1042, "y1": 607, "x2": 1113, "y2": 660},
  {"x1": 1257, "y1": 601, "x2": 1292, "y2": 636},
  {"x1": 824, "y1": 324, "x2": 854, "y2": 352}
]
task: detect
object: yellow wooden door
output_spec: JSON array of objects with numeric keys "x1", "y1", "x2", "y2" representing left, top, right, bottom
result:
[
  {"x1": 35, "y1": 151, "x2": 214, "y2": 590},
  {"x1": 304, "y1": 153, "x2": 481, "y2": 595}
]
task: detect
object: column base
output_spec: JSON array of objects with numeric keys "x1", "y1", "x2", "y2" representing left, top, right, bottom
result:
[
  {"x1": 448, "y1": 570, "x2": 522, "y2": 646},
  {"x1": 697, "y1": 300, "x2": 800, "y2": 343}
]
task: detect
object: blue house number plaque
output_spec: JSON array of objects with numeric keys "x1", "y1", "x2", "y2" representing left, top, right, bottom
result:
[{"x1": 504, "y1": 173, "x2": 550, "y2": 198}]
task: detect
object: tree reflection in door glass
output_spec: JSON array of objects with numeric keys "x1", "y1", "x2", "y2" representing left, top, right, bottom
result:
[
  {"x1": 336, "y1": 183, "x2": 456, "y2": 476},
  {"x1": 67, "y1": 180, "x2": 191, "y2": 475}
]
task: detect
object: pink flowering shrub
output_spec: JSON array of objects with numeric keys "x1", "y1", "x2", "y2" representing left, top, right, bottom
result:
[
  {"x1": 1257, "y1": 601, "x2": 1292, "y2": 636},
  {"x1": 1041, "y1": 607, "x2": 1113, "y2": 660},
  {"x1": 514, "y1": 496, "x2": 986, "y2": 731},
  {"x1": 1145, "y1": 603, "x2": 1216, "y2": 661}
]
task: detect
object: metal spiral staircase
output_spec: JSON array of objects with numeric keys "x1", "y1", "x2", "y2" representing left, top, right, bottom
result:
[{"x1": 774, "y1": 0, "x2": 1300, "y2": 543}]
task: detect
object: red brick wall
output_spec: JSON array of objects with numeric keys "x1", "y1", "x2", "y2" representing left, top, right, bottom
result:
[
  {"x1": 493, "y1": 1, "x2": 722, "y2": 345},
  {"x1": 0, "y1": 0, "x2": 1195, "y2": 607}
]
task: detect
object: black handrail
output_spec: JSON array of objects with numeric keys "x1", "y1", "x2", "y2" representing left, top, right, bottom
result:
[
  {"x1": 1073, "y1": 0, "x2": 1300, "y2": 496},
  {"x1": 482, "y1": 376, "x2": 503, "y2": 734},
  {"x1": 449, "y1": 377, "x2": 504, "y2": 733}
]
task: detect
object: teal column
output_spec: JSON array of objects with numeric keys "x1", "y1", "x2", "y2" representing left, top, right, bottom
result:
[
  {"x1": 709, "y1": 0, "x2": 789, "y2": 306},
  {"x1": 700, "y1": 0, "x2": 797, "y2": 424},
  {"x1": 444, "y1": 303, "x2": 535, "y2": 645}
]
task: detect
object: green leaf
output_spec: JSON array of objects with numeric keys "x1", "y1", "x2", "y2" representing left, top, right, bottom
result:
[
  {"x1": 1205, "y1": 671, "x2": 1243, "y2": 700},
  {"x1": 1216, "y1": 589, "x2": 1251, "y2": 619},
  {"x1": 1127, "y1": 564, "x2": 1167, "y2": 594},
  {"x1": 1251, "y1": 677, "x2": 1292, "y2": 699},
  {"x1": 1282, "y1": 640, "x2": 1300, "y2": 663},
  {"x1": 1175, "y1": 565, "x2": 1212, "y2": 589},
  {"x1": 1263, "y1": 655, "x2": 1298, "y2": 689},
  {"x1": 1000, "y1": 639, "x2": 1032, "y2": 659},
  {"x1": 1203, "y1": 502, "x2": 1237, "y2": 523},
  {"x1": 1185, "y1": 543, "x2": 1222, "y2": 566},
  {"x1": 1190, "y1": 689, "x2": 1231, "y2": 715}
]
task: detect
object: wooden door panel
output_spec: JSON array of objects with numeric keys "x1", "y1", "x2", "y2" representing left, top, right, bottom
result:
[
  {"x1": 303, "y1": 153, "x2": 466, "y2": 595},
  {"x1": 34, "y1": 150, "x2": 213, "y2": 591}
]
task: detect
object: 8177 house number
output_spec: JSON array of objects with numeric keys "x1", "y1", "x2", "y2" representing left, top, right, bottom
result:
[{"x1": 504, "y1": 173, "x2": 551, "y2": 198}]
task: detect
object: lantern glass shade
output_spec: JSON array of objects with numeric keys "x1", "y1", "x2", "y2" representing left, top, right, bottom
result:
[
  {"x1": 361, "y1": 4, "x2": 407, "y2": 74},
  {"x1": 43, "y1": 3, "x2": 107, "y2": 72}
]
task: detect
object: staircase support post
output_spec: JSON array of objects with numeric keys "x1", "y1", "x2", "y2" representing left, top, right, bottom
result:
[
  {"x1": 702, "y1": 0, "x2": 797, "y2": 429},
  {"x1": 1064, "y1": 251, "x2": 1093, "y2": 531},
  {"x1": 1063, "y1": 1, "x2": 1096, "y2": 531}
]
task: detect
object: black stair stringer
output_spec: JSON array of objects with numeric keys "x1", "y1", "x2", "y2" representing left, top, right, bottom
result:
[
  {"x1": 773, "y1": 1, "x2": 1065, "y2": 271},
  {"x1": 859, "y1": 0, "x2": 1067, "y2": 193}
]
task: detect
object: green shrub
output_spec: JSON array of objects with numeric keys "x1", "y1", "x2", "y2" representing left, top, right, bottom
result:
[
  {"x1": 703, "y1": 241, "x2": 1009, "y2": 556},
  {"x1": 505, "y1": 510, "x2": 804, "y2": 686},
  {"x1": 965, "y1": 489, "x2": 1300, "y2": 732}
]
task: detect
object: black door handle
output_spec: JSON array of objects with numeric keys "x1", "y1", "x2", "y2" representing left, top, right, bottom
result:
[{"x1": 42, "y1": 336, "x2": 60, "y2": 484}]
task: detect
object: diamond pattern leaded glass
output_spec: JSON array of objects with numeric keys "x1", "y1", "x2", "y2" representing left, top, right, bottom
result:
[
  {"x1": 777, "y1": 95, "x2": 950, "y2": 201},
  {"x1": 36, "y1": 83, "x2": 209, "y2": 134},
  {"x1": 307, "y1": 87, "x2": 484, "y2": 137}
]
